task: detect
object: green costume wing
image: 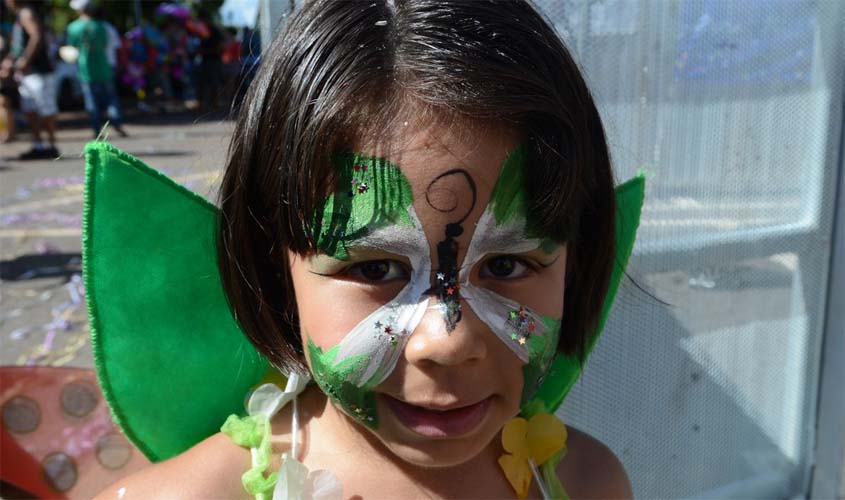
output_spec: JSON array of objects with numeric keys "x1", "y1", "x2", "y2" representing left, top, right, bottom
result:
[
  {"x1": 526, "y1": 174, "x2": 646, "y2": 416},
  {"x1": 82, "y1": 142, "x2": 268, "y2": 462}
]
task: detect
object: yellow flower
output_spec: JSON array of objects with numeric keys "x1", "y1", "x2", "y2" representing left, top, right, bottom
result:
[{"x1": 498, "y1": 413, "x2": 567, "y2": 498}]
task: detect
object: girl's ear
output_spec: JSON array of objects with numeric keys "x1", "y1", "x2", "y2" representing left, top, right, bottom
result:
[
  {"x1": 83, "y1": 142, "x2": 269, "y2": 463},
  {"x1": 521, "y1": 174, "x2": 645, "y2": 417}
]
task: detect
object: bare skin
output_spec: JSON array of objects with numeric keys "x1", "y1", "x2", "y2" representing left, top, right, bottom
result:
[
  {"x1": 0, "y1": 63, "x2": 16, "y2": 142},
  {"x1": 95, "y1": 386, "x2": 631, "y2": 499}
]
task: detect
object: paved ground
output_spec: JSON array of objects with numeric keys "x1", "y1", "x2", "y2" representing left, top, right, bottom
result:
[{"x1": 1, "y1": 112, "x2": 234, "y2": 368}]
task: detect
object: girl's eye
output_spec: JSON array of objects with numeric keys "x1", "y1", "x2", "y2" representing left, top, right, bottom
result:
[
  {"x1": 480, "y1": 256, "x2": 533, "y2": 280},
  {"x1": 346, "y1": 260, "x2": 408, "y2": 282}
]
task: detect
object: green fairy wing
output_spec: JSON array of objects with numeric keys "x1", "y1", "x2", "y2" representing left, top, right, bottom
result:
[
  {"x1": 82, "y1": 142, "x2": 268, "y2": 462},
  {"x1": 525, "y1": 174, "x2": 646, "y2": 416}
]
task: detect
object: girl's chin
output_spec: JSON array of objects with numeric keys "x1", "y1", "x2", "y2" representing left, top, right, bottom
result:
[
  {"x1": 377, "y1": 431, "x2": 498, "y2": 468},
  {"x1": 365, "y1": 394, "x2": 506, "y2": 468}
]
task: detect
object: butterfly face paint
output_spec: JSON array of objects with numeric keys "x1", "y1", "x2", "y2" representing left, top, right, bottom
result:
[{"x1": 306, "y1": 146, "x2": 563, "y2": 429}]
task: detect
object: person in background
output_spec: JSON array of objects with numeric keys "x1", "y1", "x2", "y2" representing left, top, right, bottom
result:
[
  {"x1": 233, "y1": 26, "x2": 258, "y2": 107},
  {"x1": 6, "y1": 0, "x2": 59, "y2": 159},
  {"x1": 94, "y1": 4, "x2": 126, "y2": 129},
  {"x1": 0, "y1": 33, "x2": 19, "y2": 142},
  {"x1": 160, "y1": 15, "x2": 192, "y2": 109},
  {"x1": 194, "y1": 8, "x2": 223, "y2": 111},
  {"x1": 67, "y1": 0, "x2": 127, "y2": 138}
]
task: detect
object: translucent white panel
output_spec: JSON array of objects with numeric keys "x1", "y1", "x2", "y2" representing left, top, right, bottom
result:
[{"x1": 531, "y1": 0, "x2": 844, "y2": 497}]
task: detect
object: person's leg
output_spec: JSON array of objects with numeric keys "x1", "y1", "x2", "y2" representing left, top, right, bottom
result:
[
  {"x1": 0, "y1": 94, "x2": 16, "y2": 142},
  {"x1": 18, "y1": 75, "x2": 43, "y2": 146},
  {"x1": 104, "y1": 80, "x2": 127, "y2": 137},
  {"x1": 41, "y1": 114, "x2": 57, "y2": 149},
  {"x1": 210, "y1": 59, "x2": 223, "y2": 109},
  {"x1": 16, "y1": 109, "x2": 47, "y2": 159},
  {"x1": 80, "y1": 81, "x2": 101, "y2": 137},
  {"x1": 24, "y1": 111, "x2": 41, "y2": 142},
  {"x1": 94, "y1": 83, "x2": 112, "y2": 135},
  {"x1": 37, "y1": 73, "x2": 59, "y2": 156}
]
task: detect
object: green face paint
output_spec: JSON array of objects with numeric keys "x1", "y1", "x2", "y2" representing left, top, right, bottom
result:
[
  {"x1": 307, "y1": 337, "x2": 380, "y2": 428},
  {"x1": 488, "y1": 144, "x2": 561, "y2": 255},
  {"x1": 315, "y1": 153, "x2": 415, "y2": 261},
  {"x1": 488, "y1": 144, "x2": 529, "y2": 226},
  {"x1": 521, "y1": 316, "x2": 561, "y2": 404}
]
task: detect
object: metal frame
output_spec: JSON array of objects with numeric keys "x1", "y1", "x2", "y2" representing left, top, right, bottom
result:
[
  {"x1": 810, "y1": 86, "x2": 845, "y2": 499},
  {"x1": 258, "y1": 0, "x2": 296, "y2": 54}
]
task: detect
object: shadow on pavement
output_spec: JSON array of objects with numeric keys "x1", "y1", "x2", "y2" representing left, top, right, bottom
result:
[{"x1": 0, "y1": 253, "x2": 82, "y2": 281}]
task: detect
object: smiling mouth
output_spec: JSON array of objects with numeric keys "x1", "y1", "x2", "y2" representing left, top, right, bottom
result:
[{"x1": 383, "y1": 395, "x2": 492, "y2": 438}]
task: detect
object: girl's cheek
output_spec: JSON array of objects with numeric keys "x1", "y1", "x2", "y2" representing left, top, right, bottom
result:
[
  {"x1": 289, "y1": 257, "x2": 406, "y2": 348},
  {"x1": 472, "y1": 248, "x2": 568, "y2": 319},
  {"x1": 479, "y1": 271, "x2": 566, "y2": 319}
]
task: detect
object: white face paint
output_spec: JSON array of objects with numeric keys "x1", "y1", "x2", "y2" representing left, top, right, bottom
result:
[
  {"x1": 458, "y1": 206, "x2": 552, "y2": 363},
  {"x1": 329, "y1": 210, "x2": 432, "y2": 388},
  {"x1": 325, "y1": 203, "x2": 551, "y2": 387}
]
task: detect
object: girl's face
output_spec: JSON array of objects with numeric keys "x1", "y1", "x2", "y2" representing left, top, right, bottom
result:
[{"x1": 289, "y1": 119, "x2": 567, "y2": 467}]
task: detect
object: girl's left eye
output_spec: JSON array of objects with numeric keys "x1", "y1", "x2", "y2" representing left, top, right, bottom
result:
[
  {"x1": 345, "y1": 260, "x2": 409, "y2": 282},
  {"x1": 479, "y1": 255, "x2": 534, "y2": 280}
]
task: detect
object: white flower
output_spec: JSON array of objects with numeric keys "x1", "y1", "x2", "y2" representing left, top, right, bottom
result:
[
  {"x1": 273, "y1": 453, "x2": 342, "y2": 500},
  {"x1": 248, "y1": 373, "x2": 310, "y2": 418}
]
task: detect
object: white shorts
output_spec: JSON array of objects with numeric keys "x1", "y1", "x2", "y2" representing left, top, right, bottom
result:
[{"x1": 18, "y1": 72, "x2": 58, "y2": 117}]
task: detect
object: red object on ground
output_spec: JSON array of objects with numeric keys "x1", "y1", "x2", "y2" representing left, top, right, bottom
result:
[{"x1": 0, "y1": 366, "x2": 150, "y2": 498}]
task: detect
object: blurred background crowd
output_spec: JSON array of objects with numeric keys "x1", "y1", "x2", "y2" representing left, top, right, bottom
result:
[{"x1": 0, "y1": 0, "x2": 260, "y2": 159}]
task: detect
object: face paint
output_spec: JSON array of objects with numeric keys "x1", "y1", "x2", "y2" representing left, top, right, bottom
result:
[
  {"x1": 308, "y1": 337, "x2": 379, "y2": 426},
  {"x1": 458, "y1": 146, "x2": 558, "y2": 356},
  {"x1": 422, "y1": 169, "x2": 478, "y2": 331},
  {"x1": 521, "y1": 316, "x2": 561, "y2": 404},
  {"x1": 307, "y1": 145, "x2": 565, "y2": 425},
  {"x1": 310, "y1": 154, "x2": 431, "y2": 428},
  {"x1": 315, "y1": 153, "x2": 415, "y2": 261}
]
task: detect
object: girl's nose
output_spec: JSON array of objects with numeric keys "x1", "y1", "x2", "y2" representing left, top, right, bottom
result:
[{"x1": 404, "y1": 300, "x2": 488, "y2": 368}]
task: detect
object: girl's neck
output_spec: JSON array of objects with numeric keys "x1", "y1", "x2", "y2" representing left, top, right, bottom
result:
[{"x1": 283, "y1": 385, "x2": 510, "y2": 498}]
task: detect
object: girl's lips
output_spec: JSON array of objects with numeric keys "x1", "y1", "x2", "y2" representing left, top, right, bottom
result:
[{"x1": 383, "y1": 395, "x2": 492, "y2": 438}]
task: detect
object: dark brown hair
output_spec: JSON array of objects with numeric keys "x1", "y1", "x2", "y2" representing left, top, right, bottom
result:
[{"x1": 218, "y1": 0, "x2": 616, "y2": 373}]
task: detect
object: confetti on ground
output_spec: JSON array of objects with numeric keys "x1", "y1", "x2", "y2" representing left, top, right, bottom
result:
[
  {"x1": 8, "y1": 275, "x2": 91, "y2": 367},
  {"x1": 1, "y1": 212, "x2": 82, "y2": 228}
]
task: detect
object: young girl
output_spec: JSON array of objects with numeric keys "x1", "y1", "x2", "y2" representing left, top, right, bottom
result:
[{"x1": 91, "y1": 0, "x2": 640, "y2": 497}]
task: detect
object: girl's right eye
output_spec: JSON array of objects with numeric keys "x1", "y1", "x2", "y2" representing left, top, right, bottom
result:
[{"x1": 345, "y1": 260, "x2": 409, "y2": 283}]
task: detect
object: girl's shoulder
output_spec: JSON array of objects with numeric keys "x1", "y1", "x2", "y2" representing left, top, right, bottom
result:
[
  {"x1": 558, "y1": 426, "x2": 633, "y2": 499},
  {"x1": 93, "y1": 432, "x2": 253, "y2": 500}
]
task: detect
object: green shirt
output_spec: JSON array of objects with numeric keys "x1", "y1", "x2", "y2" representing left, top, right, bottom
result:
[{"x1": 67, "y1": 18, "x2": 113, "y2": 83}]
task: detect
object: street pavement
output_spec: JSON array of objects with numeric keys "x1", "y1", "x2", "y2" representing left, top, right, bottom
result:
[{"x1": 1, "y1": 112, "x2": 235, "y2": 368}]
